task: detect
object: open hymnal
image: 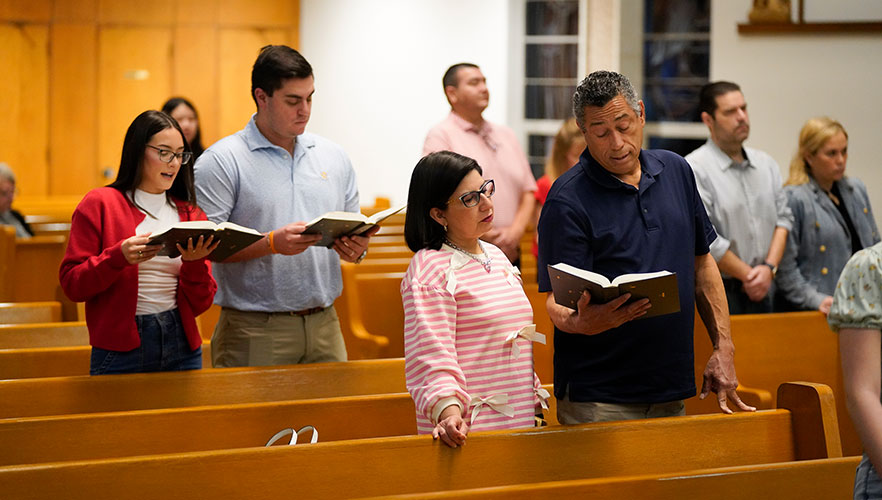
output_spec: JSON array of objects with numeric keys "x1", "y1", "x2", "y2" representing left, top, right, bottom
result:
[
  {"x1": 547, "y1": 263, "x2": 680, "y2": 319},
  {"x1": 146, "y1": 220, "x2": 264, "y2": 262},
  {"x1": 303, "y1": 204, "x2": 406, "y2": 248}
]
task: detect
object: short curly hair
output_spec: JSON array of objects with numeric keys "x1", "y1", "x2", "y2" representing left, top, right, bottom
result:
[{"x1": 572, "y1": 70, "x2": 641, "y2": 131}]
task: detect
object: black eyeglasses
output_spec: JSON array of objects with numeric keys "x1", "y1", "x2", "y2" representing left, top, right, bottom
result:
[
  {"x1": 146, "y1": 145, "x2": 193, "y2": 164},
  {"x1": 448, "y1": 179, "x2": 495, "y2": 208}
]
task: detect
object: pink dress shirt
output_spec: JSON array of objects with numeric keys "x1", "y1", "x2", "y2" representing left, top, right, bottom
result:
[{"x1": 423, "y1": 112, "x2": 537, "y2": 231}]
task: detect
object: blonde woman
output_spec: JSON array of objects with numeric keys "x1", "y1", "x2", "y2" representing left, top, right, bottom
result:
[
  {"x1": 532, "y1": 118, "x2": 586, "y2": 258},
  {"x1": 776, "y1": 117, "x2": 879, "y2": 314}
]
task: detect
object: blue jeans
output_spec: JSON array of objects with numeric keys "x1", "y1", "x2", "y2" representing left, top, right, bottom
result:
[
  {"x1": 90, "y1": 308, "x2": 202, "y2": 375},
  {"x1": 722, "y1": 278, "x2": 774, "y2": 314}
]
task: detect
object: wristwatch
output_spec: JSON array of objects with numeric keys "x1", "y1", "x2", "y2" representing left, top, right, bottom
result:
[
  {"x1": 763, "y1": 261, "x2": 778, "y2": 278},
  {"x1": 354, "y1": 249, "x2": 368, "y2": 264}
]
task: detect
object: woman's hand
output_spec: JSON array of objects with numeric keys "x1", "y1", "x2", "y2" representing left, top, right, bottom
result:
[
  {"x1": 122, "y1": 234, "x2": 160, "y2": 265},
  {"x1": 177, "y1": 234, "x2": 221, "y2": 261},
  {"x1": 819, "y1": 296, "x2": 834, "y2": 316},
  {"x1": 432, "y1": 405, "x2": 469, "y2": 448}
]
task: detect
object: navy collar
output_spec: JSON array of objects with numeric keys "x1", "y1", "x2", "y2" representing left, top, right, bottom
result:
[{"x1": 578, "y1": 148, "x2": 664, "y2": 191}]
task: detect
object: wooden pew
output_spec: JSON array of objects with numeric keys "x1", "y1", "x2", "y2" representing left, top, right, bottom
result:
[
  {"x1": 0, "y1": 321, "x2": 88, "y2": 348},
  {"x1": 0, "y1": 301, "x2": 61, "y2": 324},
  {"x1": 0, "y1": 385, "x2": 557, "y2": 466},
  {"x1": 0, "y1": 358, "x2": 405, "y2": 418},
  {"x1": 394, "y1": 456, "x2": 860, "y2": 499},
  {"x1": 692, "y1": 311, "x2": 861, "y2": 456},
  {"x1": 0, "y1": 382, "x2": 841, "y2": 499},
  {"x1": 0, "y1": 342, "x2": 212, "y2": 380},
  {"x1": 0, "y1": 226, "x2": 14, "y2": 300}
]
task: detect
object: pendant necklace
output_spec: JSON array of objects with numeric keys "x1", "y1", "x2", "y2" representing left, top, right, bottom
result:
[{"x1": 445, "y1": 238, "x2": 492, "y2": 272}]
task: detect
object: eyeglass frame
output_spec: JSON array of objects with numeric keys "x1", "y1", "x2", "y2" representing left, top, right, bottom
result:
[
  {"x1": 446, "y1": 179, "x2": 495, "y2": 208},
  {"x1": 145, "y1": 144, "x2": 193, "y2": 165}
]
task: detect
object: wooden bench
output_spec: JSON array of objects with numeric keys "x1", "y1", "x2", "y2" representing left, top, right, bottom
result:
[
  {"x1": 0, "y1": 357, "x2": 405, "y2": 418},
  {"x1": 0, "y1": 385, "x2": 558, "y2": 466},
  {"x1": 394, "y1": 456, "x2": 860, "y2": 499},
  {"x1": 0, "y1": 321, "x2": 88, "y2": 348},
  {"x1": 0, "y1": 342, "x2": 212, "y2": 380},
  {"x1": 0, "y1": 382, "x2": 841, "y2": 499},
  {"x1": 0, "y1": 301, "x2": 61, "y2": 324},
  {"x1": 692, "y1": 310, "x2": 860, "y2": 456}
]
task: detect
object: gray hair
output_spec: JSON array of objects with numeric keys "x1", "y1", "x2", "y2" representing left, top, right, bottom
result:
[
  {"x1": 0, "y1": 163, "x2": 15, "y2": 184},
  {"x1": 572, "y1": 70, "x2": 641, "y2": 130}
]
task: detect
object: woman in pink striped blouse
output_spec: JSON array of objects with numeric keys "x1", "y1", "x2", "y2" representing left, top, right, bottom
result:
[{"x1": 402, "y1": 151, "x2": 547, "y2": 448}]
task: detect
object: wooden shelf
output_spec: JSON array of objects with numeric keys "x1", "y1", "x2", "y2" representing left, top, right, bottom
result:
[{"x1": 738, "y1": 22, "x2": 882, "y2": 34}]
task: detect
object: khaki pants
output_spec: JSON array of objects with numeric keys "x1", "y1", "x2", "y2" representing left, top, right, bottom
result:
[
  {"x1": 211, "y1": 306, "x2": 347, "y2": 367},
  {"x1": 557, "y1": 393, "x2": 685, "y2": 424}
]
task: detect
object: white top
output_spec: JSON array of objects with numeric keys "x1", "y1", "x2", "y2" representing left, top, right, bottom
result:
[{"x1": 131, "y1": 189, "x2": 182, "y2": 315}]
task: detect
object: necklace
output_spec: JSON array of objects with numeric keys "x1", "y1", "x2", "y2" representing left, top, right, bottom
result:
[{"x1": 444, "y1": 238, "x2": 492, "y2": 272}]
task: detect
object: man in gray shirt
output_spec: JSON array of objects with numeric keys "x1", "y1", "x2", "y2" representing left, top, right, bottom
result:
[
  {"x1": 195, "y1": 45, "x2": 375, "y2": 367},
  {"x1": 686, "y1": 81, "x2": 792, "y2": 314}
]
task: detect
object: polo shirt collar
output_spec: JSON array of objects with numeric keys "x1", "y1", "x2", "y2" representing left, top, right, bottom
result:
[
  {"x1": 578, "y1": 148, "x2": 663, "y2": 190},
  {"x1": 703, "y1": 138, "x2": 754, "y2": 171},
  {"x1": 449, "y1": 111, "x2": 492, "y2": 134},
  {"x1": 242, "y1": 114, "x2": 315, "y2": 153}
]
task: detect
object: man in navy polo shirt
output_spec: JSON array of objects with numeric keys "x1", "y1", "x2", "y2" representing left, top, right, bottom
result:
[{"x1": 537, "y1": 71, "x2": 754, "y2": 423}]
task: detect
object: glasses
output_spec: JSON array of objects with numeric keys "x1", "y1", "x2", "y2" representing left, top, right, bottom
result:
[
  {"x1": 448, "y1": 179, "x2": 494, "y2": 208},
  {"x1": 146, "y1": 145, "x2": 193, "y2": 164}
]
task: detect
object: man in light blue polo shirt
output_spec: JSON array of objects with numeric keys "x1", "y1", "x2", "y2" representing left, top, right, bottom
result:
[{"x1": 194, "y1": 45, "x2": 375, "y2": 367}]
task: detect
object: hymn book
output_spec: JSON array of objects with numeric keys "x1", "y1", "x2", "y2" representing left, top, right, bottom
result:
[
  {"x1": 303, "y1": 204, "x2": 406, "y2": 248},
  {"x1": 146, "y1": 221, "x2": 264, "y2": 262},
  {"x1": 548, "y1": 263, "x2": 680, "y2": 319}
]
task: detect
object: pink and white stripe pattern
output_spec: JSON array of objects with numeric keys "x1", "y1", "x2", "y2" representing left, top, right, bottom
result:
[{"x1": 401, "y1": 242, "x2": 544, "y2": 434}]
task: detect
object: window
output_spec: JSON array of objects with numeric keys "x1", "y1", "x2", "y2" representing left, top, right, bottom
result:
[{"x1": 511, "y1": 0, "x2": 585, "y2": 179}]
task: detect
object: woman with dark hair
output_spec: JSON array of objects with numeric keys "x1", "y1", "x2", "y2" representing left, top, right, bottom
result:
[
  {"x1": 60, "y1": 110, "x2": 218, "y2": 375},
  {"x1": 401, "y1": 151, "x2": 547, "y2": 448},
  {"x1": 162, "y1": 97, "x2": 205, "y2": 159}
]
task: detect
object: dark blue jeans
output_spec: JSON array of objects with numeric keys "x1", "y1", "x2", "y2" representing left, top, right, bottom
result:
[
  {"x1": 722, "y1": 278, "x2": 774, "y2": 315},
  {"x1": 90, "y1": 308, "x2": 202, "y2": 375}
]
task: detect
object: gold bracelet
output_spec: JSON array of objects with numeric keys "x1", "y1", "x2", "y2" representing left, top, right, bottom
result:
[{"x1": 268, "y1": 231, "x2": 278, "y2": 254}]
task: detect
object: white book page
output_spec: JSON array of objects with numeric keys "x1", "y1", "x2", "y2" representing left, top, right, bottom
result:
[
  {"x1": 365, "y1": 204, "x2": 406, "y2": 224},
  {"x1": 551, "y1": 263, "x2": 612, "y2": 287},
  {"x1": 306, "y1": 211, "x2": 368, "y2": 226},
  {"x1": 217, "y1": 221, "x2": 262, "y2": 236},
  {"x1": 610, "y1": 270, "x2": 672, "y2": 286}
]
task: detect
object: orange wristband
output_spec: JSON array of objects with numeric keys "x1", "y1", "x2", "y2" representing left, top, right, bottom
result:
[{"x1": 268, "y1": 231, "x2": 278, "y2": 254}]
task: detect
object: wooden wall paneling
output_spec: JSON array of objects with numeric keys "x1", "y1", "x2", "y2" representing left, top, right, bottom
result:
[
  {"x1": 0, "y1": 24, "x2": 49, "y2": 197},
  {"x1": 217, "y1": 28, "x2": 288, "y2": 138},
  {"x1": 176, "y1": 0, "x2": 218, "y2": 25},
  {"x1": 52, "y1": 0, "x2": 98, "y2": 23},
  {"x1": 97, "y1": 0, "x2": 174, "y2": 25},
  {"x1": 0, "y1": 0, "x2": 51, "y2": 22},
  {"x1": 49, "y1": 23, "x2": 98, "y2": 195},
  {"x1": 97, "y1": 27, "x2": 173, "y2": 183},
  {"x1": 173, "y1": 25, "x2": 219, "y2": 147},
  {"x1": 217, "y1": 0, "x2": 298, "y2": 27}
]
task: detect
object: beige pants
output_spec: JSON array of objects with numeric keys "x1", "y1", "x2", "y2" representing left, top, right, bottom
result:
[
  {"x1": 211, "y1": 306, "x2": 347, "y2": 367},
  {"x1": 557, "y1": 394, "x2": 685, "y2": 424}
]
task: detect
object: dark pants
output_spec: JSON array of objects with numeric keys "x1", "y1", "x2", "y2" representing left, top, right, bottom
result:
[
  {"x1": 90, "y1": 308, "x2": 202, "y2": 375},
  {"x1": 722, "y1": 278, "x2": 774, "y2": 315}
]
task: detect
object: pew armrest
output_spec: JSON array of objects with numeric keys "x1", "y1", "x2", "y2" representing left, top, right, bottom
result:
[{"x1": 777, "y1": 381, "x2": 843, "y2": 459}]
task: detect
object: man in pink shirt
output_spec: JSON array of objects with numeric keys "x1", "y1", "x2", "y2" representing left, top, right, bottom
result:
[{"x1": 423, "y1": 63, "x2": 537, "y2": 264}]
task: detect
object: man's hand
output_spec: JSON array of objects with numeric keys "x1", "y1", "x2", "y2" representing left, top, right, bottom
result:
[
  {"x1": 333, "y1": 226, "x2": 379, "y2": 262},
  {"x1": 700, "y1": 345, "x2": 756, "y2": 414},
  {"x1": 550, "y1": 291, "x2": 651, "y2": 336},
  {"x1": 271, "y1": 222, "x2": 323, "y2": 255},
  {"x1": 741, "y1": 264, "x2": 772, "y2": 302}
]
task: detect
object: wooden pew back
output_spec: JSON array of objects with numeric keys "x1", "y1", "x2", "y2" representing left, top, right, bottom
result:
[
  {"x1": 0, "y1": 301, "x2": 61, "y2": 324},
  {"x1": 0, "y1": 382, "x2": 840, "y2": 499},
  {"x1": 0, "y1": 321, "x2": 88, "y2": 348},
  {"x1": 393, "y1": 456, "x2": 861, "y2": 500},
  {"x1": 0, "y1": 358, "x2": 406, "y2": 418},
  {"x1": 692, "y1": 311, "x2": 859, "y2": 456}
]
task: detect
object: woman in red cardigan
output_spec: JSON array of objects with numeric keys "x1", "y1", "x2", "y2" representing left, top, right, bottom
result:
[{"x1": 60, "y1": 110, "x2": 218, "y2": 375}]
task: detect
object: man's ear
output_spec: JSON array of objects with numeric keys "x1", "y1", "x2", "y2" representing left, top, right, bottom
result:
[
  {"x1": 444, "y1": 85, "x2": 458, "y2": 106},
  {"x1": 254, "y1": 88, "x2": 268, "y2": 108},
  {"x1": 700, "y1": 111, "x2": 714, "y2": 129}
]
